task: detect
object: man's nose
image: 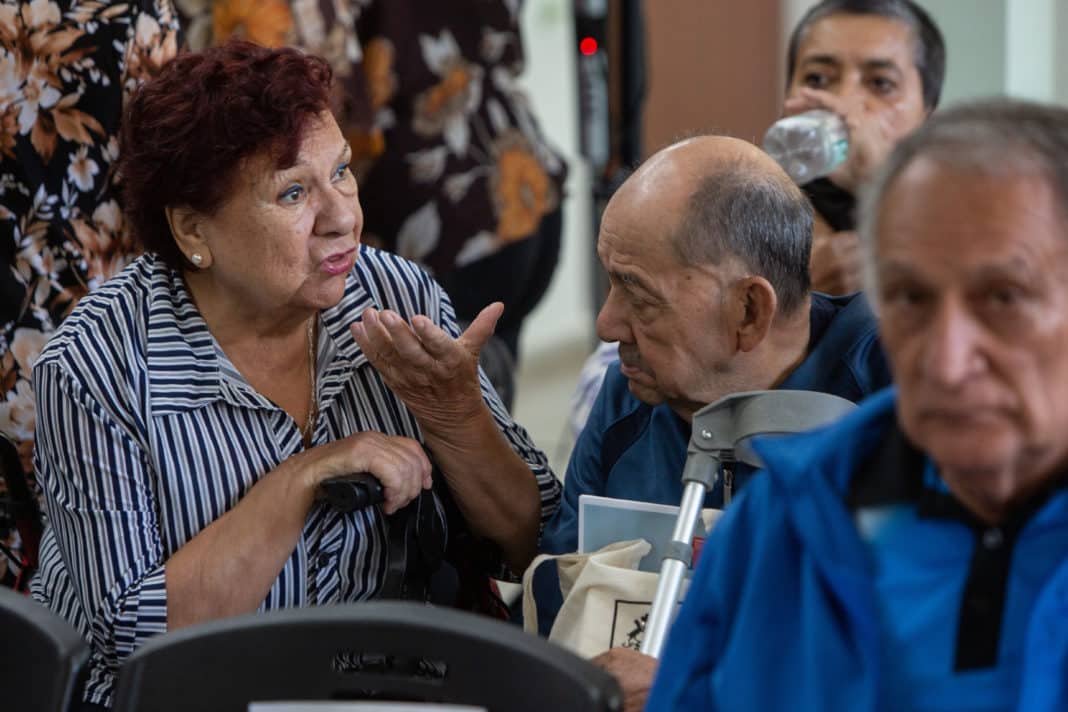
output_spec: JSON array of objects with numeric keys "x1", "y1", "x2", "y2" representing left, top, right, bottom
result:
[
  {"x1": 596, "y1": 287, "x2": 632, "y2": 344},
  {"x1": 922, "y1": 300, "x2": 985, "y2": 388}
]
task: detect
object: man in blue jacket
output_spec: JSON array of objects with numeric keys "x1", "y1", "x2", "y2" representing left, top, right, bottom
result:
[{"x1": 649, "y1": 100, "x2": 1068, "y2": 710}]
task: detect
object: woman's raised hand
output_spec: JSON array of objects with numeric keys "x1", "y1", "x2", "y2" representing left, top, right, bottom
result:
[{"x1": 349, "y1": 302, "x2": 503, "y2": 432}]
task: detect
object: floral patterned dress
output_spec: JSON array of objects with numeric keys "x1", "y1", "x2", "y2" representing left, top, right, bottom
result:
[
  {"x1": 0, "y1": 0, "x2": 180, "y2": 588},
  {"x1": 176, "y1": 0, "x2": 567, "y2": 276}
]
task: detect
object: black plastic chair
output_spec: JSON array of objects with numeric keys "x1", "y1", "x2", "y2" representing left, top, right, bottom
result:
[
  {"x1": 113, "y1": 601, "x2": 622, "y2": 712},
  {"x1": 0, "y1": 586, "x2": 89, "y2": 712}
]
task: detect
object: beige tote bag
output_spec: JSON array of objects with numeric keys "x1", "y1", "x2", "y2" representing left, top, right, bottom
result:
[{"x1": 521, "y1": 539, "x2": 686, "y2": 658}]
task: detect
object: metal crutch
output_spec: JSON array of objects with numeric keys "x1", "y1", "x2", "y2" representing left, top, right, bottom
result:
[{"x1": 640, "y1": 389, "x2": 856, "y2": 658}]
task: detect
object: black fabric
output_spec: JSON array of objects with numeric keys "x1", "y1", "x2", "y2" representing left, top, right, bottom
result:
[
  {"x1": 437, "y1": 207, "x2": 563, "y2": 361},
  {"x1": 848, "y1": 422, "x2": 1068, "y2": 671},
  {"x1": 600, "y1": 405, "x2": 653, "y2": 480},
  {"x1": 0, "y1": 436, "x2": 40, "y2": 591},
  {"x1": 802, "y1": 178, "x2": 856, "y2": 232},
  {"x1": 805, "y1": 291, "x2": 840, "y2": 348},
  {"x1": 361, "y1": 461, "x2": 507, "y2": 618}
]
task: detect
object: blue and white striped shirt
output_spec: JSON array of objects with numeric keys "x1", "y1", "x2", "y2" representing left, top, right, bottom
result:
[{"x1": 30, "y1": 247, "x2": 560, "y2": 706}]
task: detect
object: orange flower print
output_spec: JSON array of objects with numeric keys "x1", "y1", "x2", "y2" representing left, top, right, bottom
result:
[
  {"x1": 70, "y1": 200, "x2": 136, "y2": 286},
  {"x1": 213, "y1": 0, "x2": 294, "y2": 48},
  {"x1": 413, "y1": 30, "x2": 483, "y2": 154},
  {"x1": 0, "y1": 59, "x2": 17, "y2": 160},
  {"x1": 491, "y1": 133, "x2": 556, "y2": 242},
  {"x1": 346, "y1": 126, "x2": 386, "y2": 164},
  {"x1": 125, "y1": 11, "x2": 181, "y2": 89},
  {"x1": 0, "y1": 328, "x2": 46, "y2": 460},
  {"x1": 363, "y1": 37, "x2": 396, "y2": 110}
]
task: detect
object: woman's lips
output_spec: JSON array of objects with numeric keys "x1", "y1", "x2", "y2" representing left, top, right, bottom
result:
[{"x1": 321, "y1": 248, "x2": 356, "y2": 275}]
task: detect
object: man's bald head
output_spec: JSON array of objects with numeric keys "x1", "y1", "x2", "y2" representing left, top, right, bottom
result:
[{"x1": 615, "y1": 135, "x2": 814, "y2": 315}]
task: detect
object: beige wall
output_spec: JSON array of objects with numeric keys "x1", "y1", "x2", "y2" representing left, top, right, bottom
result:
[{"x1": 642, "y1": 0, "x2": 783, "y2": 155}]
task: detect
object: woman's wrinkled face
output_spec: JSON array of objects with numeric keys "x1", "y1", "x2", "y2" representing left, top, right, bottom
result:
[{"x1": 192, "y1": 111, "x2": 363, "y2": 321}]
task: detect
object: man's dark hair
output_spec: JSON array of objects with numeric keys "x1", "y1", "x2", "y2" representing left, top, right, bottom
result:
[
  {"x1": 673, "y1": 161, "x2": 813, "y2": 316},
  {"x1": 786, "y1": 0, "x2": 946, "y2": 111}
]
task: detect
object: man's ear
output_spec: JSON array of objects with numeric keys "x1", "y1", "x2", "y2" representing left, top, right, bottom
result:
[
  {"x1": 165, "y1": 205, "x2": 211, "y2": 267},
  {"x1": 732, "y1": 276, "x2": 778, "y2": 353}
]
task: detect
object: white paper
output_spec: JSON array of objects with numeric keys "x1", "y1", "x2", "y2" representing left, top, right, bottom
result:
[{"x1": 577, "y1": 494, "x2": 723, "y2": 573}]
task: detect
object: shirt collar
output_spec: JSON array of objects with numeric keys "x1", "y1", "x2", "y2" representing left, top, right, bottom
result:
[{"x1": 145, "y1": 259, "x2": 377, "y2": 416}]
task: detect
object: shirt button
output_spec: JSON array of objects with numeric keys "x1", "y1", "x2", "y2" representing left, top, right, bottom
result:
[
  {"x1": 317, "y1": 553, "x2": 333, "y2": 568},
  {"x1": 982, "y1": 528, "x2": 1004, "y2": 550}
]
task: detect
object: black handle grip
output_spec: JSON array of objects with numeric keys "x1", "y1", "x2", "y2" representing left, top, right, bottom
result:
[{"x1": 317, "y1": 472, "x2": 385, "y2": 512}]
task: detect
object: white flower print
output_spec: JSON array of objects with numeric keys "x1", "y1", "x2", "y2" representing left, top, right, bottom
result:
[{"x1": 67, "y1": 145, "x2": 99, "y2": 191}]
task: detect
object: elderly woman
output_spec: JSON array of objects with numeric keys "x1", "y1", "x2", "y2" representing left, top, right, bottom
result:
[{"x1": 30, "y1": 40, "x2": 559, "y2": 710}]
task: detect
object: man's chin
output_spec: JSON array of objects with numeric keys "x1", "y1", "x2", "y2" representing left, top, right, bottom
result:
[
  {"x1": 919, "y1": 431, "x2": 1022, "y2": 480},
  {"x1": 626, "y1": 379, "x2": 666, "y2": 406}
]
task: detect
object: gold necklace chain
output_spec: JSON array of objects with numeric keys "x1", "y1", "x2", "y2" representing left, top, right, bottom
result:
[{"x1": 302, "y1": 316, "x2": 318, "y2": 447}]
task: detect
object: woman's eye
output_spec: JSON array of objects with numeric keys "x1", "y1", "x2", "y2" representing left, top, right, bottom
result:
[
  {"x1": 333, "y1": 163, "x2": 351, "y2": 180},
  {"x1": 280, "y1": 185, "x2": 304, "y2": 204}
]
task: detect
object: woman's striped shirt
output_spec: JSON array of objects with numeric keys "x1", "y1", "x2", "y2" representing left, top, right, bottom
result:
[{"x1": 30, "y1": 247, "x2": 560, "y2": 706}]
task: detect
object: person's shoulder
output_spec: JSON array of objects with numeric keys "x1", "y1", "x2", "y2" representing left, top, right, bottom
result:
[
  {"x1": 812, "y1": 292, "x2": 892, "y2": 395},
  {"x1": 38, "y1": 255, "x2": 160, "y2": 368},
  {"x1": 813, "y1": 292, "x2": 878, "y2": 337},
  {"x1": 34, "y1": 255, "x2": 165, "y2": 422}
]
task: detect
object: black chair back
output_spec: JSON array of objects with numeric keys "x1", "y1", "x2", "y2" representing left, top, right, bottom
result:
[
  {"x1": 0, "y1": 587, "x2": 89, "y2": 712},
  {"x1": 113, "y1": 602, "x2": 622, "y2": 712}
]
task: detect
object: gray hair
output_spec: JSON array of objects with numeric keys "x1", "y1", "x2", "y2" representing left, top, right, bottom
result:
[
  {"x1": 672, "y1": 160, "x2": 814, "y2": 316},
  {"x1": 859, "y1": 98, "x2": 1068, "y2": 296}
]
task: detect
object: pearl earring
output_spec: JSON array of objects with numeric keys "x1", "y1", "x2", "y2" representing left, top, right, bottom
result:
[{"x1": 191, "y1": 253, "x2": 204, "y2": 267}]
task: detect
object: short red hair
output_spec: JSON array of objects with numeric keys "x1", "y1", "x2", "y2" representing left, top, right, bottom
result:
[{"x1": 119, "y1": 39, "x2": 334, "y2": 269}]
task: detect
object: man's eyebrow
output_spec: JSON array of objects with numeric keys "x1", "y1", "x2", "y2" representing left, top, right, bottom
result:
[
  {"x1": 862, "y1": 58, "x2": 903, "y2": 73},
  {"x1": 876, "y1": 261, "x2": 922, "y2": 282},
  {"x1": 611, "y1": 269, "x2": 662, "y2": 299},
  {"x1": 799, "y1": 54, "x2": 840, "y2": 68},
  {"x1": 973, "y1": 257, "x2": 1041, "y2": 285}
]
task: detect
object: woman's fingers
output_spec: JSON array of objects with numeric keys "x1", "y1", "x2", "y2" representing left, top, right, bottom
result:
[
  {"x1": 319, "y1": 432, "x2": 432, "y2": 515},
  {"x1": 369, "y1": 435, "x2": 430, "y2": 514}
]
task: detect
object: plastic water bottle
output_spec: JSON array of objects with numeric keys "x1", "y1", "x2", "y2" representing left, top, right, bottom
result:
[{"x1": 762, "y1": 110, "x2": 849, "y2": 185}]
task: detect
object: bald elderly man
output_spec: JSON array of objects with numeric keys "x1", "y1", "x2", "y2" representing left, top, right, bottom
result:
[{"x1": 536, "y1": 135, "x2": 892, "y2": 709}]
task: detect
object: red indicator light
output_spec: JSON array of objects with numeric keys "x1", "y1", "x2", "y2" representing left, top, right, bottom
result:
[{"x1": 580, "y1": 37, "x2": 598, "y2": 56}]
